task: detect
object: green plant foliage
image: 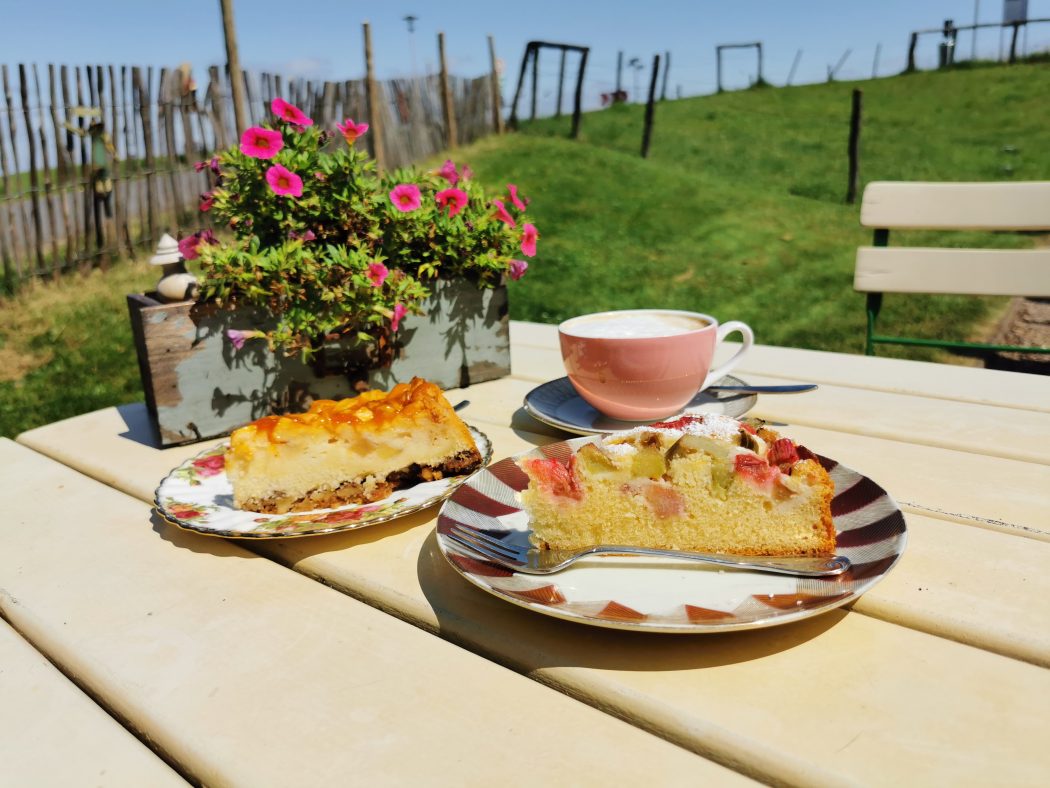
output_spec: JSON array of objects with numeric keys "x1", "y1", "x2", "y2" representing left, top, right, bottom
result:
[{"x1": 192, "y1": 111, "x2": 533, "y2": 355}]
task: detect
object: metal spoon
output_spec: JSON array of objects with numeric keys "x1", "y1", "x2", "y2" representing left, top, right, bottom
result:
[{"x1": 705, "y1": 383, "x2": 817, "y2": 394}]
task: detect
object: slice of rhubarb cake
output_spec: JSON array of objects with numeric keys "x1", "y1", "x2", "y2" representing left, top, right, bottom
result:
[{"x1": 518, "y1": 415, "x2": 835, "y2": 557}]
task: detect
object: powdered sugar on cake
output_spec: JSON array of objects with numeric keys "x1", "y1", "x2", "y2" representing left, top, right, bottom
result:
[{"x1": 612, "y1": 414, "x2": 742, "y2": 444}]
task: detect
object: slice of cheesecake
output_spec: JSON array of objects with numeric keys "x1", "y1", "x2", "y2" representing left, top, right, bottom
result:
[{"x1": 226, "y1": 378, "x2": 482, "y2": 514}]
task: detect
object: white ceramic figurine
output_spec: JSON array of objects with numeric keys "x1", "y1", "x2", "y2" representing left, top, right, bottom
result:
[{"x1": 150, "y1": 233, "x2": 199, "y2": 302}]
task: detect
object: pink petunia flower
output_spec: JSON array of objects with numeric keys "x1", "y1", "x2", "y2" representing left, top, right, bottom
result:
[
  {"x1": 507, "y1": 183, "x2": 527, "y2": 211},
  {"x1": 199, "y1": 191, "x2": 214, "y2": 212},
  {"x1": 520, "y1": 223, "x2": 539, "y2": 257},
  {"x1": 178, "y1": 229, "x2": 217, "y2": 260},
  {"x1": 336, "y1": 118, "x2": 369, "y2": 144},
  {"x1": 265, "y1": 164, "x2": 304, "y2": 197},
  {"x1": 435, "y1": 187, "x2": 469, "y2": 217},
  {"x1": 391, "y1": 303, "x2": 408, "y2": 332},
  {"x1": 193, "y1": 155, "x2": 222, "y2": 175},
  {"x1": 175, "y1": 234, "x2": 196, "y2": 259},
  {"x1": 508, "y1": 259, "x2": 529, "y2": 281},
  {"x1": 288, "y1": 229, "x2": 316, "y2": 241},
  {"x1": 437, "y1": 159, "x2": 459, "y2": 186},
  {"x1": 367, "y1": 262, "x2": 389, "y2": 288},
  {"x1": 389, "y1": 183, "x2": 421, "y2": 212},
  {"x1": 239, "y1": 126, "x2": 283, "y2": 159},
  {"x1": 271, "y1": 97, "x2": 313, "y2": 127},
  {"x1": 461, "y1": 165, "x2": 474, "y2": 181},
  {"x1": 492, "y1": 199, "x2": 516, "y2": 228},
  {"x1": 226, "y1": 328, "x2": 266, "y2": 350}
]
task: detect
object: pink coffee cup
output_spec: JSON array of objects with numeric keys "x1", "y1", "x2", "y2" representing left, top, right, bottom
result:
[{"x1": 559, "y1": 309, "x2": 754, "y2": 421}]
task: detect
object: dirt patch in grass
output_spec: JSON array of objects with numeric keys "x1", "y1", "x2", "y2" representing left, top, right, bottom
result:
[
  {"x1": 987, "y1": 297, "x2": 1050, "y2": 374},
  {"x1": 0, "y1": 344, "x2": 53, "y2": 382}
]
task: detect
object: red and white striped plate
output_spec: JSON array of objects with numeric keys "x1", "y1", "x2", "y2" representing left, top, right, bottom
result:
[{"x1": 437, "y1": 436, "x2": 907, "y2": 633}]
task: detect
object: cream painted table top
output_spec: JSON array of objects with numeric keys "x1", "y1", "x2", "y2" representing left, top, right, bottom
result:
[{"x1": 8, "y1": 319, "x2": 1050, "y2": 786}]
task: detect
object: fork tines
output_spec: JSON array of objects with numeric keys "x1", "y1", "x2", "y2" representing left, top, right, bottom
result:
[{"x1": 445, "y1": 524, "x2": 520, "y2": 562}]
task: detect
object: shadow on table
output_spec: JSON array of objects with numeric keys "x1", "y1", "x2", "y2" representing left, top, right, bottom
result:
[
  {"x1": 149, "y1": 510, "x2": 267, "y2": 561},
  {"x1": 414, "y1": 530, "x2": 845, "y2": 673},
  {"x1": 150, "y1": 498, "x2": 430, "y2": 565},
  {"x1": 116, "y1": 403, "x2": 162, "y2": 449},
  {"x1": 509, "y1": 407, "x2": 572, "y2": 442}
]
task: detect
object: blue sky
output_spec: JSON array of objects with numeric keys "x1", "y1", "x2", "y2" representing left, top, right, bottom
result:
[{"x1": 2, "y1": 1, "x2": 1049, "y2": 111}]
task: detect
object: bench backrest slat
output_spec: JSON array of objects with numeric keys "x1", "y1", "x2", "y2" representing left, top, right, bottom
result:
[
  {"x1": 855, "y1": 247, "x2": 1050, "y2": 297},
  {"x1": 860, "y1": 181, "x2": 1050, "y2": 231}
]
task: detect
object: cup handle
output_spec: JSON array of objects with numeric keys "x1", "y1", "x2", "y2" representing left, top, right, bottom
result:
[{"x1": 702, "y1": 321, "x2": 754, "y2": 390}]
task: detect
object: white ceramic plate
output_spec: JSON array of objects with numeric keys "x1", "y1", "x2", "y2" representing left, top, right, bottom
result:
[
  {"x1": 523, "y1": 375, "x2": 758, "y2": 436},
  {"x1": 155, "y1": 427, "x2": 492, "y2": 538},
  {"x1": 436, "y1": 435, "x2": 907, "y2": 633}
]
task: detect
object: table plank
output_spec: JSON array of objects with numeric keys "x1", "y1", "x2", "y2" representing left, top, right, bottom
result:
[
  {"x1": 509, "y1": 321, "x2": 1050, "y2": 414},
  {"x1": 0, "y1": 440, "x2": 746, "y2": 787},
  {"x1": 257, "y1": 507, "x2": 1050, "y2": 785},
  {"x1": 745, "y1": 373, "x2": 1050, "y2": 466},
  {"x1": 753, "y1": 423, "x2": 1050, "y2": 543},
  {"x1": 735, "y1": 344, "x2": 1050, "y2": 414},
  {"x1": 848, "y1": 511, "x2": 1050, "y2": 667},
  {"x1": 0, "y1": 619, "x2": 187, "y2": 787},
  {"x1": 17, "y1": 402, "x2": 213, "y2": 498},
  {"x1": 17, "y1": 407, "x2": 1050, "y2": 666},
  {"x1": 455, "y1": 372, "x2": 1050, "y2": 466}
]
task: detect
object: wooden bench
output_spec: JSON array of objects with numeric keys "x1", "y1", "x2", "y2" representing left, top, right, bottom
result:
[{"x1": 854, "y1": 181, "x2": 1050, "y2": 356}]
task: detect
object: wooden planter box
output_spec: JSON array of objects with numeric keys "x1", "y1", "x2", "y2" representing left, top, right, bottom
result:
[{"x1": 127, "y1": 278, "x2": 510, "y2": 446}]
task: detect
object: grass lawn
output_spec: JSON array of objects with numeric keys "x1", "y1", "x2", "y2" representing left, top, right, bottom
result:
[
  {"x1": 485, "y1": 63, "x2": 1050, "y2": 352},
  {"x1": 0, "y1": 265, "x2": 156, "y2": 437},
  {"x1": 2, "y1": 62, "x2": 1048, "y2": 438}
]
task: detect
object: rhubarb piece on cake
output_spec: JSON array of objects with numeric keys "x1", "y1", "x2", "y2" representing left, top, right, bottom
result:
[
  {"x1": 225, "y1": 377, "x2": 482, "y2": 513},
  {"x1": 518, "y1": 415, "x2": 835, "y2": 557}
]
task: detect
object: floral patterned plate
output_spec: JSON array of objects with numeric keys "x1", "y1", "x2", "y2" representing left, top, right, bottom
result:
[
  {"x1": 155, "y1": 427, "x2": 492, "y2": 538},
  {"x1": 436, "y1": 435, "x2": 907, "y2": 633}
]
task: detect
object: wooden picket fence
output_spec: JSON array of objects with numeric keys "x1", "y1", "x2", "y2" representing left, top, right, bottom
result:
[{"x1": 0, "y1": 60, "x2": 499, "y2": 291}]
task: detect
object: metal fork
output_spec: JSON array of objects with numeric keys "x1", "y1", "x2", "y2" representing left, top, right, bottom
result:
[{"x1": 443, "y1": 524, "x2": 851, "y2": 577}]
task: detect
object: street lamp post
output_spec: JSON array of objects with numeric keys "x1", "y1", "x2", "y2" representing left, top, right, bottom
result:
[
  {"x1": 972, "y1": 0, "x2": 980, "y2": 59},
  {"x1": 628, "y1": 57, "x2": 642, "y2": 102},
  {"x1": 403, "y1": 14, "x2": 419, "y2": 76}
]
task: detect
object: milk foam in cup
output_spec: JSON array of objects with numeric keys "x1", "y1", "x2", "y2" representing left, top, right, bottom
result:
[
  {"x1": 558, "y1": 309, "x2": 754, "y2": 421},
  {"x1": 560, "y1": 313, "x2": 709, "y2": 339}
]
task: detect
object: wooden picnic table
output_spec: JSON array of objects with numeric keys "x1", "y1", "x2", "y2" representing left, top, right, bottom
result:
[{"x1": 4, "y1": 319, "x2": 1049, "y2": 786}]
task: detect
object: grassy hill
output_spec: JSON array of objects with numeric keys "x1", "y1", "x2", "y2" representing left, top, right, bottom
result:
[
  {"x1": 2, "y1": 62, "x2": 1048, "y2": 438},
  {"x1": 475, "y1": 62, "x2": 1050, "y2": 354}
]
